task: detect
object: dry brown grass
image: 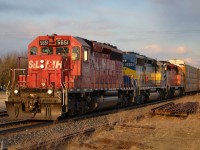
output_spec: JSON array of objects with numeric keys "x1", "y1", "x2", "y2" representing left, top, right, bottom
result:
[{"x1": 66, "y1": 94, "x2": 200, "y2": 150}]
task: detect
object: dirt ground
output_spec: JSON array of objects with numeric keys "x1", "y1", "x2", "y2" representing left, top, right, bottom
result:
[{"x1": 68, "y1": 94, "x2": 200, "y2": 150}]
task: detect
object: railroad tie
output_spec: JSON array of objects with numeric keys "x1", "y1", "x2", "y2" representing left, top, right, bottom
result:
[{"x1": 151, "y1": 102, "x2": 199, "y2": 117}]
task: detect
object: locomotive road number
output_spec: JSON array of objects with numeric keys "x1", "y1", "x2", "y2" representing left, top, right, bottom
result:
[
  {"x1": 39, "y1": 40, "x2": 49, "y2": 46},
  {"x1": 125, "y1": 63, "x2": 135, "y2": 67},
  {"x1": 56, "y1": 39, "x2": 69, "y2": 46}
]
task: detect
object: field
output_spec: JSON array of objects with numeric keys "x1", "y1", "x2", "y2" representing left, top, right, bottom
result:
[{"x1": 67, "y1": 94, "x2": 200, "y2": 150}]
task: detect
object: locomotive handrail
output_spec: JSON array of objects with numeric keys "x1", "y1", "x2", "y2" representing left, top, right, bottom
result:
[
  {"x1": 61, "y1": 68, "x2": 72, "y2": 89},
  {"x1": 7, "y1": 68, "x2": 27, "y2": 90},
  {"x1": 6, "y1": 69, "x2": 12, "y2": 90}
]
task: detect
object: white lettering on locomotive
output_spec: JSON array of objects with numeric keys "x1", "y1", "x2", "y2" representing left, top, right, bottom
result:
[
  {"x1": 29, "y1": 60, "x2": 40, "y2": 68},
  {"x1": 29, "y1": 60, "x2": 62, "y2": 69},
  {"x1": 55, "y1": 61, "x2": 62, "y2": 68}
]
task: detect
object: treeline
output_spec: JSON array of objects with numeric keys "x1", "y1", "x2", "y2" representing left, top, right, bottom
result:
[{"x1": 0, "y1": 51, "x2": 27, "y2": 90}]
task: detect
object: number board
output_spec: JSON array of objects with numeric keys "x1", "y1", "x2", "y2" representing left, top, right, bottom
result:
[
  {"x1": 56, "y1": 39, "x2": 70, "y2": 46},
  {"x1": 39, "y1": 40, "x2": 49, "y2": 46}
]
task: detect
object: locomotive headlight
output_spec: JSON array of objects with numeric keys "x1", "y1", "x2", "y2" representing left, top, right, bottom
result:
[
  {"x1": 13, "y1": 84, "x2": 20, "y2": 95},
  {"x1": 47, "y1": 89, "x2": 53, "y2": 95},
  {"x1": 40, "y1": 64, "x2": 45, "y2": 69},
  {"x1": 40, "y1": 59, "x2": 45, "y2": 63},
  {"x1": 14, "y1": 89, "x2": 19, "y2": 94}
]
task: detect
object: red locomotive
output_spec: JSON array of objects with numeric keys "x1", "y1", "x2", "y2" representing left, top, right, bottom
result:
[
  {"x1": 6, "y1": 34, "x2": 134, "y2": 120},
  {"x1": 161, "y1": 61, "x2": 184, "y2": 97}
]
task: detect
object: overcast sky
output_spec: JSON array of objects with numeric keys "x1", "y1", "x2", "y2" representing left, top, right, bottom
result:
[{"x1": 0, "y1": 0, "x2": 200, "y2": 67}]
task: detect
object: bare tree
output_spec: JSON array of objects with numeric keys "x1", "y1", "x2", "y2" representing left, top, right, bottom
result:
[{"x1": 0, "y1": 51, "x2": 27, "y2": 90}]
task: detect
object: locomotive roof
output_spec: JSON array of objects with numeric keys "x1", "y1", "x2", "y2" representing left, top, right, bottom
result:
[
  {"x1": 75, "y1": 37, "x2": 91, "y2": 48},
  {"x1": 169, "y1": 59, "x2": 185, "y2": 66},
  {"x1": 169, "y1": 59, "x2": 200, "y2": 69},
  {"x1": 123, "y1": 51, "x2": 140, "y2": 55},
  {"x1": 75, "y1": 37, "x2": 122, "y2": 55},
  {"x1": 92, "y1": 41, "x2": 122, "y2": 54}
]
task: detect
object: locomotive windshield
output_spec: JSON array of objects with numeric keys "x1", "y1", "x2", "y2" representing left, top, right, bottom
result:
[
  {"x1": 56, "y1": 47, "x2": 69, "y2": 55},
  {"x1": 30, "y1": 46, "x2": 70, "y2": 56},
  {"x1": 30, "y1": 46, "x2": 38, "y2": 55},
  {"x1": 41, "y1": 47, "x2": 53, "y2": 55}
]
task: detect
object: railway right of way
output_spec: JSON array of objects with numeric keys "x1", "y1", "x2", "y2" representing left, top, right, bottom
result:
[{"x1": 1, "y1": 94, "x2": 199, "y2": 149}]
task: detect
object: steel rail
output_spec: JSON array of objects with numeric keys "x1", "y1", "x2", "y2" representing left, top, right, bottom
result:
[
  {"x1": 29, "y1": 128, "x2": 96, "y2": 150},
  {"x1": 0, "y1": 110, "x2": 7, "y2": 117},
  {"x1": 0, "y1": 120, "x2": 52, "y2": 135}
]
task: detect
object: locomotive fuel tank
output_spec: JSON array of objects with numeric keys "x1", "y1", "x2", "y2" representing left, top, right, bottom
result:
[
  {"x1": 148, "y1": 91, "x2": 161, "y2": 101},
  {"x1": 95, "y1": 95, "x2": 119, "y2": 110},
  {"x1": 89, "y1": 90, "x2": 120, "y2": 111}
]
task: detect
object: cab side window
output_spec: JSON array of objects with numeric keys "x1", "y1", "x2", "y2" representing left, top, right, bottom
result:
[
  {"x1": 83, "y1": 48, "x2": 89, "y2": 62},
  {"x1": 30, "y1": 46, "x2": 38, "y2": 55},
  {"x1": 137, "y1": 58, "x2": 145, "y2": 66},
  {"x1": 72, "y1": 46, "x2": 80, "y2": 60},
  {"x1": 56, "y1": 47, "x2": 69, "y2": 55}
]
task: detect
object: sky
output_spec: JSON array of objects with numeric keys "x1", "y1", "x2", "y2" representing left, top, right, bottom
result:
[{"x1": 0, "y1": 0, "x2": 200, "y2": 67}]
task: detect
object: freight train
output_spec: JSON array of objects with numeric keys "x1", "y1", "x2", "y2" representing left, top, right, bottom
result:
[{"x1": 5, "y1": 34, "x2": 200, "y2": 120}]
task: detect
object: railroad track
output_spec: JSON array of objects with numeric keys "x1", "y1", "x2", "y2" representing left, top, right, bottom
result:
[
  {"x1": 0, "y1": 110, "x2": 7, "y2": 117},
  {"x1": 28, "y1": 127, "x2": 96, "y2": 150},
  {"x1": 0, "y1": 120, "x2": 52, "y2": 135}
]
